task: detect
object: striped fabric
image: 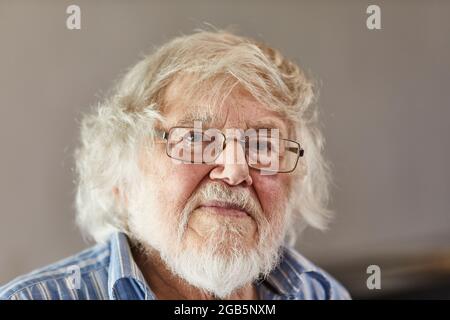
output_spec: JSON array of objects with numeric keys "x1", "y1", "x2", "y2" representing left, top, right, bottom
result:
[{"x1": 0, "y1": 232, "x2": 351, "y2": 300}]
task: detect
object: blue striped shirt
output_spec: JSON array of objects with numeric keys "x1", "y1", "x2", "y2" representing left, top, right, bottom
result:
[{"x1": 0, "y1": 232, "x2": 351, "y2": 300}]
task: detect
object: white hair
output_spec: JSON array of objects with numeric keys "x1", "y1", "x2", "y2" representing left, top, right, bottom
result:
[{"x1": 74, "y1": 29, "x2": 332, "y2": 244}]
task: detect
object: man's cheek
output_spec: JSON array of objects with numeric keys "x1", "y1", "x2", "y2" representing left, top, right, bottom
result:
[
  {"x1": 255, "y1": 179, "x2": 289, "y2": 217},
  {"x1": 254, "y1": 174, "x2": 288, "y2": 198}
]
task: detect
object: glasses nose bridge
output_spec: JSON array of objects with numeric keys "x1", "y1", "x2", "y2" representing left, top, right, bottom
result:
[
  {"x1": 211, "y1": 129, "x2": 248, "y2": 164},
  {"x1": 217, "y1": 130, "x2": 247, "y2": 156},
  {"x1": 220, "y1": 129, "x2": 246, "y2": 146}
]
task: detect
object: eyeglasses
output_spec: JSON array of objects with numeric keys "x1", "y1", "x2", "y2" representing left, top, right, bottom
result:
[{"x1": 154, "y1": 127, "x2": 304, "y2": 173}]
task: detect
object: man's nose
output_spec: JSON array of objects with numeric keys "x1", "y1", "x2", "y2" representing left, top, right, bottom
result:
[{"x1": 209, "y1": 139, "x2": 253, "y2": 187}]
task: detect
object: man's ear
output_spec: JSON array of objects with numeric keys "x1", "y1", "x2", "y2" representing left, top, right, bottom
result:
[{"x1": 112, "y1": 186, "x2": 129, "y2": 207}]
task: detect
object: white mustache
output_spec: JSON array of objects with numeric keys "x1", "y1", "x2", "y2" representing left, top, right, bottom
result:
[
  {"x1": 197, "y1": 183, "x2": 262, "y2": 218},
  {"x1": 176, "y1": 183, "x2": 263, "y2": 241}
]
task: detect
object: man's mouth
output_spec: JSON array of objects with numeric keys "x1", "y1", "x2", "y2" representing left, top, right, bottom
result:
[{"x1": 197, "y1": 200, "x2": 250, "y2": 218}]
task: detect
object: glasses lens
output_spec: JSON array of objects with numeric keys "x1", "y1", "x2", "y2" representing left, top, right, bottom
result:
[
  {"x1": 246, "y1": 137, "x2": 300, "y2": 173},
  {"x1": 166, "y1": 128, "x2": 223, "y2": 163}
]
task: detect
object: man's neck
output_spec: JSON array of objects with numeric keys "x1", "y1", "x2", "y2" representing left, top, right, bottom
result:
[{"x1": 130, "y1": 243, "x2": 259, "y2": 300}]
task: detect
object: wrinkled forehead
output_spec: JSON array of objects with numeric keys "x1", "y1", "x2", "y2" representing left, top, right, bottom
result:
[{"x1": 161, "y1": 76, "x2": 291, "y2": 137}]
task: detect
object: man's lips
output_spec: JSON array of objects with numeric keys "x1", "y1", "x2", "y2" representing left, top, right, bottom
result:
[{"x1": 197, "y1": 201, "x2": 249, "y2": 218}]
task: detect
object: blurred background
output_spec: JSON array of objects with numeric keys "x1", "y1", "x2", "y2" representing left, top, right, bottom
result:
[{"x1": 0, "y1": 0, "x2": 449, "y2": 299}]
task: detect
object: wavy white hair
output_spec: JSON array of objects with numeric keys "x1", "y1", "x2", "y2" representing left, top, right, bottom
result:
[{"x1": 74, "y1": 30, "x2": 332, "y2": 244}]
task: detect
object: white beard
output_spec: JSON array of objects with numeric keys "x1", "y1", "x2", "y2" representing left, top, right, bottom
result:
[
  {"x1": 160, "y1": 241, "x2": 280, "y2": 298},
  {"x1": 127, "y1": 179, "x2": 288, "y2": 299}
]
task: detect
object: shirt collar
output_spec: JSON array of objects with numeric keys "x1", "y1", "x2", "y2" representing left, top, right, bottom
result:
[
  {"x1": 257, "y1": 247, "x2": 325, "y2": 299},
  {"x1": 107, "y1": 232, "x2": 156, "y2": 300}
]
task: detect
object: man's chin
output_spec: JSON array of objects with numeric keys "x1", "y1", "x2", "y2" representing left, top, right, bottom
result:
[
  {"x1": 162, "y1": 245, "x2": 268, "y2": 299},
  {"x1": 181, "y1": 229, "x2": 257, "y2": 256},
  {"x1": 161, "y1": 233, "x2": 282, "y2": 299}
]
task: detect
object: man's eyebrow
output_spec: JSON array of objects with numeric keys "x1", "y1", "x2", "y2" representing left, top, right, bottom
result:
[
  {"x1": 247, "y1": 118, "x2": 288, "y2": 135},
  {"x1": 175, "y1": 113, "x2": 214, "y2": 127}
]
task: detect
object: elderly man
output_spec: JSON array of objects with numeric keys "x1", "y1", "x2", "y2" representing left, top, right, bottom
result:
[{"x1": 0, "y1": 31, "x2": 350, "y2": 300}]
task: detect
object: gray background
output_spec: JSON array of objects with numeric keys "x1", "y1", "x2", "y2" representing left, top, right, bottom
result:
[{"x1": 1, "y1": 0, "x2": 449, "y2": 298}]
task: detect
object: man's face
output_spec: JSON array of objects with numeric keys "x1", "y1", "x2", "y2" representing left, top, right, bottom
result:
[{"x1": 128, "y1": 83, "x2": 295, "y2": 298}]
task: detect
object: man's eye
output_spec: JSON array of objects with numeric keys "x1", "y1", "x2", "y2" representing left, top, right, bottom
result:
[
  {"x1": 247, "y1": 138, "x2": 268, "y2": 151},
  {"x1": 185, "y1": 131, "x2": 203, "y2": 143},
  {"x1": 256, "y1": 139, "x2": 271, "y2": 151}
]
